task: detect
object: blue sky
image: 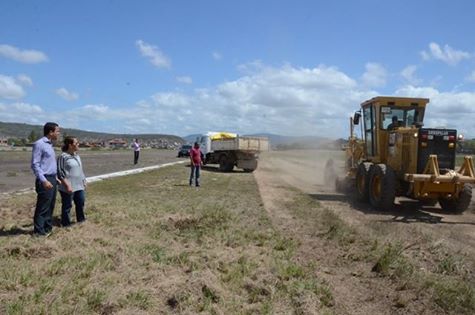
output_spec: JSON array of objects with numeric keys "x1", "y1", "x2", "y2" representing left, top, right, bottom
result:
[{"x1": 1, "y1": 0, "x2": 475, "y2": 138}]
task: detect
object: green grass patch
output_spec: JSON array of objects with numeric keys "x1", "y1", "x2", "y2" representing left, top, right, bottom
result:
[{"x1": 0, "y1": 164, "x2": 332, "y2": 314}]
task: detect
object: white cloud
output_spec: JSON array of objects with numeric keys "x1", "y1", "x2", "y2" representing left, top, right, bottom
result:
[
  {"x1": 10, "y1": 102, "x2": 43, "y2": 113},
  {"x1": 0, "y1": 44, "x2": 48, "y2": 63},
  {"x1": 466, "y1": 71, "x2": 475, "y2": 83},
  {"x1": 135, "y1": 40, "x2": 171, "y2": 69},
  {"x1": 212, "y1": 51, "x2": 222, "y2": 60},
  {"x1": 56, "y1": 87, "x2": 79, "y2": 101},
  {"x1": 395, "y1": 85, "x2": 475, "y2": 135},
  {"x1": 83, "y1": 104, "x2": 109, "y2": 114},
  {"x1": 4, "y1": 62, "x2": 475, "y2": 138},
  {"x1": 361, "y1": 63, "x2": 387, "y2": 87},
  {"x1": 400, "y1": 65, "x2": 421, "y2": 85},
  {"x1": 132, "y1": 64, "x2": 365, "y2": 137},
  {"x1": 420, "y1": 42, "x2": 471, "y2": 65},
  {"x1": 176, "y1": 76, "x2": 192, "y2": 84},
  {"x1": 16, "y1": 74, "x2": 33, "y2": 87},
  {"x1": 0, "y1": 74, "x2": 25, "y2": 99},
  {"x1": 0, "y1": 101, "x2": 44, "y2": 124}
]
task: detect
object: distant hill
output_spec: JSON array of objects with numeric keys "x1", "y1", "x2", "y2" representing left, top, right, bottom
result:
[{"x1": 0, "y1": 121, "x2": 185, "y2": 144}]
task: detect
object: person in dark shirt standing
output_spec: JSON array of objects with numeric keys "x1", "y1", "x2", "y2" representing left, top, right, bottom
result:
[
  {"x1": 132, "y1": 138, "x2": 140, "y2": 165},
  {"x1": 189, "y1": 142, "x2": 203, "y2": 187},
  {"x1": 31, "y1": 122, "x2": 60, "y2": 236}
]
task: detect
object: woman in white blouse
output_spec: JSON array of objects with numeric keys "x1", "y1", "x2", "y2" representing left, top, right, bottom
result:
[{"x1": 57, "y1": 136, "x2": 87, "y2": 226}]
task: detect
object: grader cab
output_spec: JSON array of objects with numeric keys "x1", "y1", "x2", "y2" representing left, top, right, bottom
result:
[{"x1": 334, "y1": 96, "x2": 475, "y2": 212}]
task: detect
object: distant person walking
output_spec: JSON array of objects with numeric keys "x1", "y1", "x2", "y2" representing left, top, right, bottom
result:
[
  {"x1": 57, "y1": 136, "x2": 87, "y2": 226},
  {"x1": 132, "y1": 138, "x2": 140, "y2": 165},
  {"x1": 189, "y1": 142, "x2": 203, "y2": 187},
  {"x1": 31, "y1": 122, "x2": 60, "y2": 236}
]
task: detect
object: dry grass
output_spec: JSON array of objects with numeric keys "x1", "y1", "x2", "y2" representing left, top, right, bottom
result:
[
  {"x1": 284, "y1": 189, "x2": 475, "y2": 314},
  {"x1": 0, "y1": 164, "x2": 333, "y2": 314}
]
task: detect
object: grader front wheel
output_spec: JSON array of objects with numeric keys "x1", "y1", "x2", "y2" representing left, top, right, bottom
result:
[
  {"x1": 368, "y1": 164, "x2": 396, "y2": 211},
  {"x1": 439, "y1": 184, "x2": 472, "y2": 214}
]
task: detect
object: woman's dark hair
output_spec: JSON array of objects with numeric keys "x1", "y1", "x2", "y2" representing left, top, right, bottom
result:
[
  {"x1": 62, "y1": 136, "x2": 76, "y2": 152},
  {"x1": 43, "y1": 122, "x2": 59, "y2": 136}
]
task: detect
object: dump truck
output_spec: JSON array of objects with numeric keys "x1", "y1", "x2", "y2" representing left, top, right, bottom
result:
[
  {"x1": 196, "y1": 132, "x2": 269, "y2": 172},
  {"x1": 326, "y1": 96, "x2": 475, "y2": 213}
]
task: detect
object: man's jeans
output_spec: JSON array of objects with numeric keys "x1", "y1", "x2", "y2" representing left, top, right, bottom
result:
[
  {"x1": 34, "y1": 175, "x2": 57, "y2": 235},
  {"x1": 189, "y1": 164, "x2": 201, "y2": 186},
  {"x1": 60, "y1": 190, "x2": 86, "y2": 226}
]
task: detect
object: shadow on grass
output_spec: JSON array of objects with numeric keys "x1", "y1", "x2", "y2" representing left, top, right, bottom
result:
[
  {"x1": 308, "y1": 191, "x2": 475, "y2": 226},
  {"x1": 0, "y1": 225, "x2": 31, "y2": 237},
  {"x1": 0, "y1": 216, "x2": 65, "y2": 237},
  {"x1": 196, "y1": 165, "x2": 250, "y2": 174}
]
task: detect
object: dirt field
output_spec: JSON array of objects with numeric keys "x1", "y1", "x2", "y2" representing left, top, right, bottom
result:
[
  {"x1": 255, "y1": 150, "x2": 475, "y2": 314},
  {"x1": 1, "y1": 149, "x2": 474, "y2": 313},
  {"x1": 0, "y1": 149, "x2": 180, "y2": 194}
]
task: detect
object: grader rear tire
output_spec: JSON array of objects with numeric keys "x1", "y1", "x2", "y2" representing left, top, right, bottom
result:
[
  {"x1": 439, "y1": 184, "x2": 472, "y2": 214},
  {"x1": 368, "y1": 164, "x2": 396, "y2": 211}
]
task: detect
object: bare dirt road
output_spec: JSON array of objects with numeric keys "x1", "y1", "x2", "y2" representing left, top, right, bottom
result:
[
  {"x1": 256, "y1": 150, "x2": 475, "y2": 256},
  {"x1": 0, "y1": 149, "x2": 181, "y2": 194},
  {"x1": 254, "y1": 149, "x2": 475, "y2": 314}
]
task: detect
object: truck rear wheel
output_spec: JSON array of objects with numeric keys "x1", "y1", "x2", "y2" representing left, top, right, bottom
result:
[
  {"x1": 439, "y1": 184, "x2": 472, "y2": 214},
  {"x1": 356, "y1": 162, "x2": 371, "y2": 201},
  {"x1": 368, "y1": 164, "x2": 396, "y2": 211},
  {"x1": 219, "y1": 155, "x2": 234, "y2": 172},
  {"x1": 219, "y1": 155, "x2": 227, "y2": 171}
]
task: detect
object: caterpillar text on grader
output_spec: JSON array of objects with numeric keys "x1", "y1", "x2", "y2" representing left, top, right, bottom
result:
[{"x1": 327, "y1": 96, "x2": 475, "y2": 213}]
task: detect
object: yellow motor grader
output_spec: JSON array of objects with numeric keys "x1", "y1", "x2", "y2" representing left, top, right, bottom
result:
[{"x1": 328, "y1": 96, "x2": 475, "y2": 213}]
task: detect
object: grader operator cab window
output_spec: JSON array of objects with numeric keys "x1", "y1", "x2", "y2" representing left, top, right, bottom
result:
[{"x1": 381, "y1": 107, "x2": 423, "y2": 130}]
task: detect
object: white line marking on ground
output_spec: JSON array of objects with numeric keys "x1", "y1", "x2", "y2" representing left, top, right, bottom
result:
[
  {"x1": 86, "y1": 161, "x2": 186, "y2": 183},
  {"x1": 0, "y1": 161, "x2": 187, "y2": 196}
]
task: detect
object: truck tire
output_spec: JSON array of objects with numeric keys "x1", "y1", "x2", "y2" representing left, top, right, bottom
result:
[
  {"x1": 219, "y1": 155, "x2": 234, "y2": 172},
  {"x1": 355, "y1": 162, "x2": 371, "y2": 202},
  {"x1": 368, "y1": 164, "x2": 396, "y2": 211},
  {"x1": 439, "y1": 184, "x2": 472, "y2": 214},
  {"x1": 219, "y1": 155, "x2": 227, "y2": 171},
  {"x1": 224, "y1": 160, "x2": 234, "y2": 172}
]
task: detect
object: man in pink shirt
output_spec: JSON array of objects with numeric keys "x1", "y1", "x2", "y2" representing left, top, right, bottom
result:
[{"x1": 189, "y1": 142, "x2": 203, "y2": 187}]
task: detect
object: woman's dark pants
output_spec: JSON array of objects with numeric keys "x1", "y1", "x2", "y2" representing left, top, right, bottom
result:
[{"x1": 60, "y1": 190, "x2": 86, "y2": 226}]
